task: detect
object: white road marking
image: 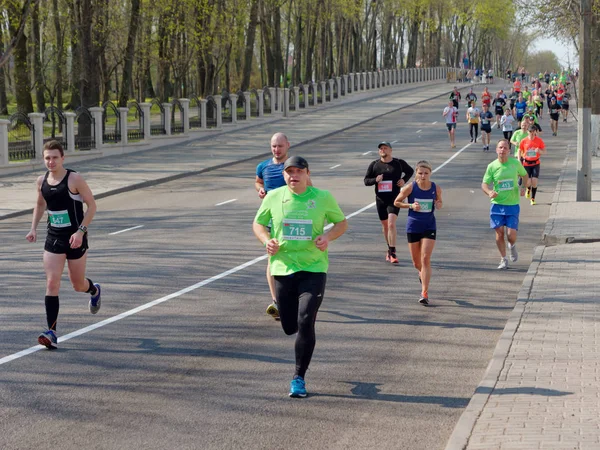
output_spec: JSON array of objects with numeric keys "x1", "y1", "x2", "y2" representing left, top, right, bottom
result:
[
  {"x1": 109, "y1": 225, "x2": 144, "y2": 235},
  {"x1": 0, "y1": 145, "x2": 472, "y2": 367},
  {"x1": 362, "y1": 151, "x2": 372, "y2": 155},
  {"x1": 390, "y1": 140, "x2": 398, "y2": 144},
  {"x1": 432, "y1": 121, "x2": 438, "y2": 125},
  {"x1": 330, "y1": 164, "x2": 341, "y2": 169},
  {"x1": 215, "y1": 199, "x2": 237, "y2": 206},
  {"x1": 416, "y1": 130, "x2": 422, "y2": 133}
]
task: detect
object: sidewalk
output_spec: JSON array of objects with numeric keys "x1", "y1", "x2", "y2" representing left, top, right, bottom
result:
[
  {"x1": 446, "y1": 144, "x2": 600, "y2": 450},
  {"x1": 0, "y1": 79, "x2": 463, "y2": 220}
]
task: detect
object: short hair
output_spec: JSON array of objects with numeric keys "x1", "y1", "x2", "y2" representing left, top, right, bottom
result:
[
  {"x1": 528, "y1": 124, "x2": 538, "y2": 132},
  {"x1": 43, "y1": 140, "x2": 64, "y2": 156},
  {"x1": 496, "y1": 139, "x2": 510, "y2": 148},
  {"x1": 415, "y1": 160, "x2": 432, "y2": 172}
]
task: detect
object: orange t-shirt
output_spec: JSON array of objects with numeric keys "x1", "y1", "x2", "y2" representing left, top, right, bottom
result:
[
  {"x1": 519, "y1": 136, "x2": 545, "y2": 166},
  {"x1": 513, "y1": 80, "x2": 522, "y2": 92}
]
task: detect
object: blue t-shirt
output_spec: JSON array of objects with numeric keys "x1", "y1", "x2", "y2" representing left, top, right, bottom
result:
[
  {"x1": 480, "y1": 111, "x2": 494, "y2": 127},
  {"x1": 515, "y1": 101, "x2": 527, "y2": 117},
  {"x1": 406, "y1": 181, "x2": 437, "y2": 233},
  {"x1": 256, "y1": 158, "x2": 285, "y2": 192}
]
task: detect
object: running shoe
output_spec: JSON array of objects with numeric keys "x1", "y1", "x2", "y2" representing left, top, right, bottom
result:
[
  {"x1": 389, "y1": 253, "x2": 399, "y2": 264},
  {"x1": 470, "y1": 138, "x2": 474, "y2": 143},
  {"x1": 509, "y1": 244, "x2": 518, "y2": 262},
  {"x1": 418, "y1": 297, "x2": 429, "y2": 306},
  {"x1": 289, "y1": 376, "x2": 307, "y2": 398},
  {"x1": 89, "y1": 283, "x2": 101, "y2": 314},
  {"x1": 385, "y1": 252, "x2": 390, "y2": 262},
  {"x1": 451, "y1": 144, "x2": 456, "y2": 149},
  {"x1": 530, "y1": 199, "x2": 536, "y2": 206},
  {"x1": 38, "y1": 330, "x2": 58, "y2": 349},
  {"x1": 498, "y1": 257, "x2": 508, "y2": 270},
  {"x1": 525, "y1": 188, "x2": 531, "y2": 199},
  {"x1": 266, "y1": 301, "x2": 279, "y2": 319}
]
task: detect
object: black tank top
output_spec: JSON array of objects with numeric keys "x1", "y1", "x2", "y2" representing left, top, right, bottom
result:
[{"x1": 41, "y1": 169, "x2": 84, "y2": 237}]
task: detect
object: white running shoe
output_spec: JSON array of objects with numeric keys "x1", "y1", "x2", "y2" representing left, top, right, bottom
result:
[
  {"x1": 509, "y1": 244, "x2": 518, "y2": 262},
  {"x1": 497, "y1": 257, "x2": 508, "y2": 270}
]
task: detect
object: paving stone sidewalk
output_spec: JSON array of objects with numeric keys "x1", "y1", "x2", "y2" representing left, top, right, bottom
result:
[
  {"x1": 0, "y1": 79, "x2": 468, "y2": 220},
  {"x1": 446, "y1": 146, "x2": 600, "y2": 450}
]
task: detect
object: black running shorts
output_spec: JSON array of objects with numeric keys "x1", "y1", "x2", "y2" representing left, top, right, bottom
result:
[
  {"x1": 44, "y1": 234, "x2": 88, "y2": 260},
  {"x1": 407, "y1": 230, "x2": 437, "y2": 243},
  {"x1": 376, "y1": 198, "x2": 400, "y2": 221},
  {"x1": 525, "y1": 164, "x2": 540, "y2": 178}
]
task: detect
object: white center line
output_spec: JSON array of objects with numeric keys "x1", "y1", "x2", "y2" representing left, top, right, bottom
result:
[
  {"x1": 361, "y1": 151, "x2": 372, "y2": 156},
  {"x1": 432, "y1": 121, "x2": 438, "y2": 125},
  {"x1": 390, "y1": 140, "x2": 398, "y2": 144},
  {"x1": 330, "y1": 164, "x2": 341, "y2": 169},
  {"x1": 109, "y1": 225, "x2": 144, "y2": 235},
  {"x1": 0, "y1": 144, "x2": 473, "y2": 367},
  {"x1": 215, "y1": 199, "x2": 237, "y2": 206},
  {"x1": 416, "y1": 129, "x2": 422, "y2": 133}
]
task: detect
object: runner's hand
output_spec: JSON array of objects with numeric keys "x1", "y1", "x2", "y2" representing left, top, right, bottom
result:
[
  {"x1": 265, "y1": 239, "x2": 279, "y2": 255},
  {"x1": 26, "y1": 230, "x2": 36, "y2": 243},
  {"x1": 258, "y1": 188, "x2": 267, "y2": 199},
  {"x1": 519, "y1": 187, "x2": 526, "y2": 197},
  {"x1": 375, "y1": 174, "x2": 383, "y2": 182},
  {"x1": 412, "y1": 201, "x2": 421, "y2": 211},
  {"x1": 397, "y1": 179, "x2": 405, "y2": 187},
  {"x1": 435, "y1": 200, "x2": 443, "y2": 210},
  {"x1": 489, "y1": 190, "x2": 498, "y2": 199},
  {"x1": 315, "y1": 235, "x2": 329, "y2": 251},
  {"x1": 69, "y1": 231, "x2": 83, "y2": 249}
]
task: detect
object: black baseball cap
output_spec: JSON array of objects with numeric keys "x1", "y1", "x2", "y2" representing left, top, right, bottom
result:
[
  {"x1": 283, "y1": 156, "x2": 309, "y2": 171},
  {"x1": 378, "y1": 141, "x2": 392, "y2": 149}
]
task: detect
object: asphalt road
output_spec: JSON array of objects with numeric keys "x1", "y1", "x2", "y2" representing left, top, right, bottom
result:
[{"x1": 0, "y1": 95, "x2": 573, "y2": 450}]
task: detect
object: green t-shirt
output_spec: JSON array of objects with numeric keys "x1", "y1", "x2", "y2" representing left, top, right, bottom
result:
[
  {"x1": 522, "y1": 90, "x2": 531, "y2": 101},
  {"x1": 511, "y1": 129, "x2": 528, "y2": 157},
  {"x1": 483, "y1": 158, "x2": 527, "y2": 205},
  {"x1": 254, "y1": 186, "x2": 346, "y2": 276}
]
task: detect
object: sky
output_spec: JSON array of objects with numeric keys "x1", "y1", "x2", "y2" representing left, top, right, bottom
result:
[{"x1": 531, "y1": 37, "x2": 578, "y2": 69}]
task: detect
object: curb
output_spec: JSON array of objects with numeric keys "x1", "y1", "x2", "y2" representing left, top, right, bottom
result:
[
  {"x1": 1, "y1": 83, "x2": 466, "y2": 221},
  {"x1": 444, "y1": 245, "x2": 545, "y2": 450},
  {"x1": 542, "y1": 145, "x2": 573, "y2": 245}
]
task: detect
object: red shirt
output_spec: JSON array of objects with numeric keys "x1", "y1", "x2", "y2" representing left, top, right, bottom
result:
[
  {"x1": 482, "y1": 91, "x2": 491, "y2": 106},
  {"x1": 513, "y1": 80, "x2": 522, "y2": 92},
  {"x1": 519, "y1": 136, "x2": 545, "y2": 166}
]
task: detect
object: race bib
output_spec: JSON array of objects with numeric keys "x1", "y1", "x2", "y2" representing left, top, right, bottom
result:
[
  {"x1": 282, "y1": 218, "x2": 313, "y2": 241},
  {"x1": 48, "y1": 209, "x2": 71, "y2": 228},
  {"x1": 526, "y1": 149, "x2": 538, "y2": 158},
  {"x1": 378, "y1": 180, "x2": 393, "y2": 192},
  {"x1": 414, "y1": 198, "x2": 433, "y2": 213},
  {"x1": 497, "y1": 179, "x2": 514, "y2": 191}
]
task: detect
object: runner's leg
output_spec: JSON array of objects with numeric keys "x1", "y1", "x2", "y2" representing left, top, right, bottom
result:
[
  {"x1": 419, "y1": 238, "x2": 436, "y2": 298},
  {"x1": 43, "y1": 251, "x2": 66, "y2": 331},
  {"x1": 495, "y1": 226, "x2": 507, "y2": 258}
]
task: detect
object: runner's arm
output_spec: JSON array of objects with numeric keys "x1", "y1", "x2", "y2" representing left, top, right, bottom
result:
[
  {"x1": 435, "y1": 185, "x2": 443, "y2": 209},
  {"x1": 481, "y1": 182, "x2": 496, "y2": 198},
  {"x1": 364, "y1": 161, "x2": 378, "y2": 186},
  {"x1": 26, "y1": 176, "x2": 46, "y2": 242},
  {"x1": 253, "y1": 221, "x2": 280, "y2": 255},
  {"x1": 393, "y1": 183, "x2": 413, "y2": 208},
  {"x1": 255, "y1": 176, "x2": 267, "y2": 199},
  {"x1": 400, "y1": 161, "x2": 414, "y2": 184},
  {"x1": 70, "y1": 173, "x2": 96, "y2": 229}
]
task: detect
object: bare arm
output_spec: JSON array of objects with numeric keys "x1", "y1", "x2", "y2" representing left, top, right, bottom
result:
[
  {"x1": 315, "y1": 219, "x2": 348, "y2": 251},
  {"x1": 393, "y1": 183, "x2": 413, "y2": 208},
  {"x1": 253, "y1": 221, "x2": 279, "y2": 255},
  {"x1": 255, "y1": 176, "x2": 266, "y2": 199},
  {"x1": 71, "y1": 173, "x2": 96, "y2": 228},
  {"x1": 25, "y1": 176, "x2": 46, "y2": 243},
  {"x1": 435, "y1": 185, "x2": 443, "y2": 209}
]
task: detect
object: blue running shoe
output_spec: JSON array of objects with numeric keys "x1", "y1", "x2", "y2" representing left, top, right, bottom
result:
[
  {"x1": 38, "y1": 330, "x2": 58, "y2": 349},
  {"x1": 289, "y1": 376, "x2": 307, "y2": 398},
  {"x1": 89, "y1": 283, "x2": 101, "y2": 314}
]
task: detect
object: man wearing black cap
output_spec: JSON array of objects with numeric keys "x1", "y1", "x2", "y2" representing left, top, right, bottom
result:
[
  {"x1": 253, "y1": 156, "x2": 348, "y2": 398},
  {"x1": 364, "y1": 142, "x2": 414, "y2": 264}
]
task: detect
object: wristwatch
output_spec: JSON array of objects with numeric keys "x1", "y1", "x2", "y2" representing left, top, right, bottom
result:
[{"x1": 78, "y1": 225, "x2": 88, "y2": 234}]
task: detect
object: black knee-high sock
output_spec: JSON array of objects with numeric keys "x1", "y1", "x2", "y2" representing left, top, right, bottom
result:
[
  {"x1": 532, "y1": 187, "x2": 538, "y2": 199},
  {"x1": 45, "y1": 296, "x2": 59, "y2": 331},
  {"x1": 85, "y1": 278, "x2": 97, "y2": 296}
]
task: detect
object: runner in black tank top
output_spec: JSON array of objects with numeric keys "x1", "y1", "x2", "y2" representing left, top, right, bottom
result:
[{"x1": 25, "y1": 140, "x2": 102, "y2": 350}]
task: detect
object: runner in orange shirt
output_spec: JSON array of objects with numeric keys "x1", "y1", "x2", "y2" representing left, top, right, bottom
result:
[
  {"x1": 519, "y1": 125, "x2": 546, "y2": 205},
  {"x1": 481, "y1": 87, "x2": 492, "y2": 108},
  {"x1": 513, "y1": 78, "x2": 522, "y2": 94}
]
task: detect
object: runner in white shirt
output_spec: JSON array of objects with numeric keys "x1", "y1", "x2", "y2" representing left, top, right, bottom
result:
[
  {"x1": 500, "y1": 108, "x2": 516, "y2": 150},
  {"x1": 466, "y1": 102, "x2": 480, "y2": 143},
  {"x1": 443, "y1": 100, "x2": 459, "y2": 148}
]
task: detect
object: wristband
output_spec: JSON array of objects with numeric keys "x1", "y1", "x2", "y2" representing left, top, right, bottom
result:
[
  {"x1": 409, "y1": 204, "x2": 413, "y2": 210},
  {"x1": 78, "y1": 225, "x2": 87, "y2": 234},
  {"x1": 263, "y1": 240, "x2": 267, "y2": 246}
]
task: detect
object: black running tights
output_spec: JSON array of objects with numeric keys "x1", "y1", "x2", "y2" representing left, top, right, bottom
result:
[
  {"x1": 469, "y1": 123, "x2": 479, "y2": 140},
  {"x1": 274, "y1": 271, "x2": 327, "y2": 378}
]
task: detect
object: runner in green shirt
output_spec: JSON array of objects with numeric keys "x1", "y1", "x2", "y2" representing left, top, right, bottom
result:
[
  {"x1": 253, "y1": 156, "x2": 348, "y2": 398},
  {"x1": 481, "y1": 140, "x2": 528, "y2": 270},
  {"x1": 510, "y1": 119, "x2": 529, "y2": 158}
]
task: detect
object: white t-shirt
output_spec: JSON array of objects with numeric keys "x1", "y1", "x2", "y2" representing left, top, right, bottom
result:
[
  {"x1": 443, "y1": 106, "x2": 458, "y2": 124},
  {"x1": 467, "y1": 106, "x2": 480, "y2": 124},
  {"x1": 500, "y1": 114, "x2": 515, "y2": 132}
]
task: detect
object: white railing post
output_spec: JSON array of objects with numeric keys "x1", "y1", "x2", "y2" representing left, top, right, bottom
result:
[
  {"x1": 89, "y1": 107, "x2": 104, "y2": 150},
  {"x1": 214, "y1": 95, "x2": 222, "y2": 129},
  {"x1": 118, "y1": 108, "x2": 128, "y2": 145},
  {"x1": 179, "y1": 98, "x2": 190, "y2": 134},
  {"x1": 282, "y1": 89, "x2": 289, "y2": 117},
  {"x1": 293, "y1": 86, "x2": 300, "y2": 110},
  {"x1": 320, "y1": 81, "x2": 326, "y2": 103},
  {"x1": 28, "y1": 113, "x2": 44, "y2": 160},
  {"x1": 229, "y1": 93, "x2": 238, "y2": 124},
  {"x1": 200, "y1": 99, "x2": 208, "y2": 129},
  {"x1": 140, "y1": 103, "x2": 152, "y2": 139},
  {"x1": 64, "y1": 112, "x2": 76, "y2": 152},
  {"x1": 244, "y1": 92, "x2": 251, "y2": 120},
  {"x1": 328, "y1": 79, "x2": 334, "y2": 100},
  {"x1": 162, "y1": 103, "x2": 172, "y2": 135},
  {"x1": 0, "y1": 120, "x2": 9, "y2": 166},
  {"x1": 257, "y1": 90, "x2": 264, "y2": 117},
  {"x1": 336, "y1": 77, "x2": 342, "y2": 96}
]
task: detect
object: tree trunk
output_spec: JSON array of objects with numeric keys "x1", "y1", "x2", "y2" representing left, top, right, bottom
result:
[
  {"x1": 241, "y1": 0, "x2": 260, "y2": 91},
  {"x1": 31, "y1": 1, "x2": 45, "y2": 112},
  {"x1": 7, "y1": 0, "x2": 33, "y2": 113},
  {"x1": 119, "y1": 0, "x2": 141, "y2": 107},
  {"x1": 293, "y1": 14, "x2": 302, "y2": 84},
  {"x1": 79, "y1": 0, "x2": 101, "y2": 108},
  {"x1": 52, "y1": 0, "x2": 64, "y2": 108},
  {"x1": 0, "y1": 26, "x2": 8, "y2": 115},
  {"x1": 406, "y1": 16, "x2": 420, "y2": 68}
]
